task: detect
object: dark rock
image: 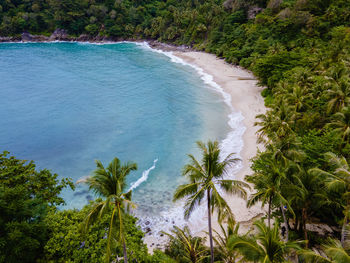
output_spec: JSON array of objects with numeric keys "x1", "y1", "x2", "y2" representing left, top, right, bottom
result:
[
  {"x1": 148, "y1": 40, "x2": 192, "y2": 52},
  {"x1": 145, "y1": 227, "x2": 151, "y2": 233},
  {"x1": 145, "y1": 221, "x2": 150, "y2": 226},
  {"x1": 223, "y1": 0, "x2": 235, "y2": 10},
  {"x1": 248, "y1": 6, "x2": 264, "y2": 19},
  {"x1": 77, "y1": 34, "x2": 90, "y2": 42},
  {"x1": 74, "y1": 189, "x2": 89, "y2": 196},
  {"x1": 21, "y1": 32, "x2": 33, "y2": 41},
  {"x1": 160, "y1": 233, "x2": 164, "y2": 237},
  {"x1": 0, "y1": 36, "x2": 16, "y2": 42},
  {"x1": 20, "y1": 33, "x2": 49, "y2": 42},
  {"x1": 49, "y1": 28, "x2": 69, "y2": 41},
  {"x1": 34, "y1": 35, "x2": 49, "y2": 42}
]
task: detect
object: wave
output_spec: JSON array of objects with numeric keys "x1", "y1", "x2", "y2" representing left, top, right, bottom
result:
[
  {"x1": 129, "y1": 158, "x2": 158, "y2": 191},
  {"x1": 138, "y1": 41, "x2": 245, "y2": 166},
  {"x1": 135, "y1": 41, "x2": 246, "y2": 238}
]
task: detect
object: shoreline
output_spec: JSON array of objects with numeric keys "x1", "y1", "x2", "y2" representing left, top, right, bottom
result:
[
  {"x1": 172, "y1": 51, "x2": 266, "y2": 237},
  {"x1": 2, "y1": 38, "x2": 266, "y2": 248},
  {"x1": 141, "y1": 46, "x2": 266, "y2": 250}
]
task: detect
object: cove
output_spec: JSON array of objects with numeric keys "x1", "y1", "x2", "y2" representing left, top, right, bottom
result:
[{"x1": 0, "y1": 42, "x2": 232, "y2": 226}]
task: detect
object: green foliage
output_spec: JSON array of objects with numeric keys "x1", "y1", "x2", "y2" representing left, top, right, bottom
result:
[
  {"x1": 163, "y1": 226, "x2": 208, "y2": 263},
  {"x1": 0, "y1": 151, "x2": 74, "y2": 263},
  {"x1": 81, "y1": 157, "x2": 138, "y2": 263},
  {"x1": 228, "y1": 220, "x2": 302, "y2": 263},
  {"x1": 41, "y1": 201, "x2": 148, "y2": 263},
  {"x1": 149, "y1": 250, "x2": 177, "y2": 263},
  {"x1": 1, "y1": 0, "x2": 350, "y2": 258}
]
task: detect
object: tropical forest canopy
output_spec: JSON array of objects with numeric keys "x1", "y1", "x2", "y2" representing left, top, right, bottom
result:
[{"x1": 1, "y1": 0, "x2": 350, "y2": 262}]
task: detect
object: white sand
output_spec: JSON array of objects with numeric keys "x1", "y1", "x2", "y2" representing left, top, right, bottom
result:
[
  {"x1": 144, "y1": 51, "x2": 266, "y2": 251},
  {"x1": 174, "y1": 51, "x2": 266, "y2": 234}
]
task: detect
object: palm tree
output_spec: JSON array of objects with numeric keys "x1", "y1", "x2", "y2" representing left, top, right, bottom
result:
[
  {"x1": 326, "y1": 107, "x2": 350, "y2": 143},
  {"x1": 310, "y1": 152, "x2": 350, "y2": 247},
  {"x1": 288, "y1": 167, "x2": 328, "y2": 247},
  {"x1": 173, "y1": 140, "x2": 249, "y2": 263},
  {"x1": 326, "y1": 80, "x2": 350, "y2": 114},
  {"x1": 247, "y1": 152, "x2": 295, "y2": 240},
  {"x1": 255, "y1": 100, "x2": 297, "y2": 144},
  {"x1": 163, "y1": 226, "x2": 208, "y2": 263},
  {"x1": 323, "y1": 65, "x2": 350, "y2": 114},
  {"x1": 81, "y1": 157, "x2": 137, "y2": 263},
  {"x1": 212, "y1": 219, "x2": 241, "y2": 262},
  {"x1": 228, "y1": 220, "x2": 302, "y2": 263},
  {"x1": 300, "y1": 238, "x2": 350, "y2": 263}
]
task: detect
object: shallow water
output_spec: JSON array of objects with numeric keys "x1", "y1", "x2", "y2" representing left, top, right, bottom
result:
[{"x1": 0, "y1": 42, "x2": 243, "y2": 232}]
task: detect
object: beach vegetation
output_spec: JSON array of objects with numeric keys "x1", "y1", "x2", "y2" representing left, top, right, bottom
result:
[
  {"x1": 162, "y1": 226, "x2": 208, "y2": 263},
  {"x1": 1, "y1": 0, "x2": 350, "y2": 261},
  {"x1": 41, "y1": 200, "x2": 149, "y2": 263},
  {"x1": 81, "y1": 157, "x2": 138, "y2": 263},
  {"x1": 228, "y1": 220, "x2": 302, "y2": 263},
  {"x1": 0, "y1": 151, "x2": 74, "y2": 263},
  {"x1": 173, "y1": 140, "x2": 249, "y2": 263}
]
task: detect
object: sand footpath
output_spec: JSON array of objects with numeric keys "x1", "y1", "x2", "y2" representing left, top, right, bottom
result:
[{"x1": 173, "y1": 51, "x2": 266, "y2": 235}]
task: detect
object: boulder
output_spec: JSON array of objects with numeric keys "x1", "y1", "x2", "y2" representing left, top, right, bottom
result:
[
  {"x1": 77, "y1": 34, "x2": 90, "y2": 42},
  {"x1": 248, "y1": 6, "x2": 264, "y2": 19},
  {"x1": 21, "y1": 32, "x2": 33, "y2": 41},
  {"x1": 0, "y1": 36, "x2": 15, "y2": 42},
  {"x1": 49, "y1": 28, "x2": 69, "y2": 41}
]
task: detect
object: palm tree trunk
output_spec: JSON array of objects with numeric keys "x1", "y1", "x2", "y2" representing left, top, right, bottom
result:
[
  {"x1": 341, "y1": 203, "x2": 349, "y2": 247},
  {"x1": 207, "y1": 188, "x2": 214, "y2": 263},
  {"x1": 280, "y1": 203, "x2": 289, "y2": 242},
  {"x1": 123, "y1": 240, "x2": 128, "y2": 263},
  {"x1": 107, "y1": 207, "x2": 117, "y2": 263},
  {"x1": 117, "y1": 203, "x2": 128, "y2": 263},
  {"x1": 302, "y1": 208, "x2": 308, "y2": 248},
  {"x1": 294, "y1": 215, "x2": 298, "y2": 231},
  {"x1": 268, "y1": 196, "x2": 271, "y2": 229}
]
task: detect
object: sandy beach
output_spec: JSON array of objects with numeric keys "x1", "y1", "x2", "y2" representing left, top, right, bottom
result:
[
  {"x1": 144, "y1": 50, "x2": 266, "y2": 251},
  {"x1": 144, "y1": 49, "x2": 266, "y2": 253},
  {"x1": 174, "y1": 51, "x2": 266, "y2": 234}
]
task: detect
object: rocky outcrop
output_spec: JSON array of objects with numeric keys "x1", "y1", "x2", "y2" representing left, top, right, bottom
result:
[
  {"x1": 21, "y1": 32, "x2": 49, "y2": 42},
  {"x1": 76, "y1": 34, "x2": 90, "y2": 41},
  {"x1": 49, "y1": 28, "x2": 70, "y2": 41},
  {"x1": 148, "y1": 40, "x2": 192, "y2": 52},
  {"x1": 21, "y1": 32, "x2": 34, "y2": 41},
  {"x1": 0, "y1": 36, "x2": 20, "y2": 42},
  {"x1": 247, "y1": 6, "x2": 264, "y2": 19}
]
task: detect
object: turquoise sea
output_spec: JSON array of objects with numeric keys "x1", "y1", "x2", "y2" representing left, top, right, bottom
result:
[{"x1": 0, "y1": 42, "x2": 243, "y2": 232}]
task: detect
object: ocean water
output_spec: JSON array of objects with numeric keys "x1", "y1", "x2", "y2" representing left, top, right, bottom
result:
[{"x1": 0, "y1": 42, "x2": 244, "y2": 233}]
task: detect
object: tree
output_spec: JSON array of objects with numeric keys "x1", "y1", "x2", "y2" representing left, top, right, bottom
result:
[
  {"x1": 326, "y1": 107, "x2": 350, "y2": 144},
  {"x1": 300, "y1": 238, "x2": 350, "y2": 263},
  {"x1": 0, "y1": 151, "x2": 74, "y2": 263},
  {"x1": 326, "y1": 75, "x2": 350, "y2": 114},
  {"x1": 310, "y1": 152, "x2": 350, "y2": 247},
  {"x1": 173, "y1": 140, "x2": 249, "y2": 263},
  {"x1": 255, "y1": 100, "x2": 297, "y2": 144},
  {"x1": 247, "y1": 152, "x2": 296, "y2": 241},
  {"x1": 228, "y1": 220, "x2": 302, "y2": 263},
  {"x1": 212, "y1": 219, "x2": 241, "y2": 263},
  {"x1": 81, "y1": 157, "x2": 137, "y2": 263},
  {"x1": 163, "y1": 226, "x2": 208, "y2": 263},
  {"x1": 42, "y1": 200, "x2": 148, "y2": 263},
  {"x1": 287, "y1": 167, "x2": 328, "y2": 247}
]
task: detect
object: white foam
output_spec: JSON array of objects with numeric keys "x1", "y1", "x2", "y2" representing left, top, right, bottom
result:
[
  {"x1": 133, "y1": 42, "x2": 246, "y2": 239},
  {"x1": 129, "y1": 159, "x2": 158, "y2": 191},
  {"x1": 3, "y1": 40, "x2": 246, "y2": 239}
]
